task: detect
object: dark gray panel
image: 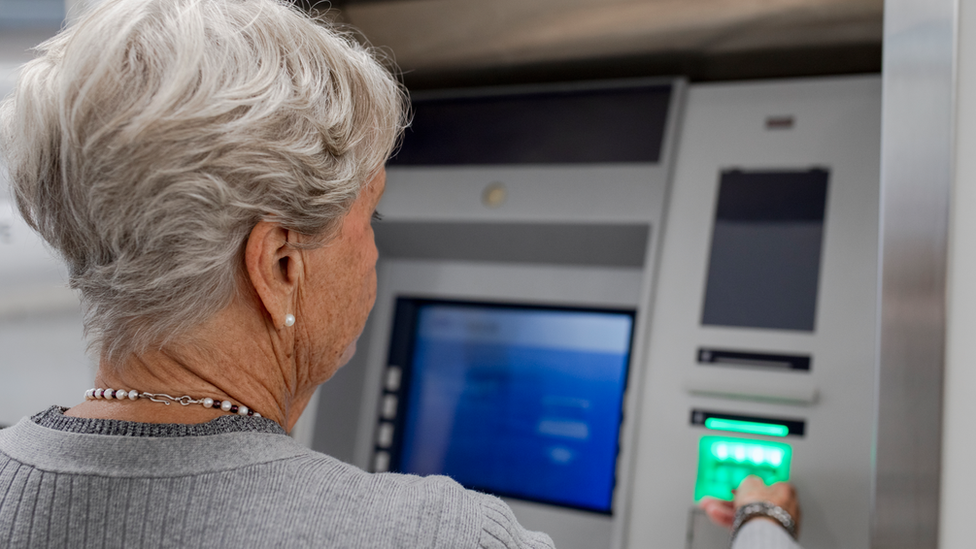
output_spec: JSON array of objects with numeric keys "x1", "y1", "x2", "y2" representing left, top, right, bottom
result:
[
  {"x1": 701, "y1": 169, "x2": 828, "y2": 332},
  {"x1": 374, "y1": 222, "x2": 648, "y2": 267},
  {"x1": 390, "y1": 84, "x2": 672, "y2": 165},
  {"x1": 702, "y1": 222, "x2": 823, "y2": 330}
]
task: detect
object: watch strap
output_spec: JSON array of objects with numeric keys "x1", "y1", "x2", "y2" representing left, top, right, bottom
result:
[{"x1": 730, "y1": 500, "x2": 797, "y2": 544}]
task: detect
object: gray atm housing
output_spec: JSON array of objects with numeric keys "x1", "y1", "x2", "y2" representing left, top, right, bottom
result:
[
  {"x1": 632, "y1": 77, "x2": 881, "y2": 549},
  {"x1": 309, "y1": 76, "x2": 881, "y2": 549}
]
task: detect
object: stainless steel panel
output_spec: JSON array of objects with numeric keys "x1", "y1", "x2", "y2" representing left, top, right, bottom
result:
[{"x1": 874, "y1": 0, "x2": 957, "y2": 547}]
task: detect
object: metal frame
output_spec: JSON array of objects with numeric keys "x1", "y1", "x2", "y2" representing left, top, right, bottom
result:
[{"x1": 874, "y1": 0, "x2": 957, "y2": 547}]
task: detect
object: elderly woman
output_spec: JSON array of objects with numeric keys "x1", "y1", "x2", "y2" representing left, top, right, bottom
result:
[
  {"x1": 0, "y1": 0, "x2": 800, "y2": 547},
  {"x1": 0, "y1": 0, "x2": 552, "y2": 546}
]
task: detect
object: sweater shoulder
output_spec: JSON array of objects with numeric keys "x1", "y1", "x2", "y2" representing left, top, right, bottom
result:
[
  {"x1": 283, "y1": 452, "x2": 553, "y2": 548},
  {"x1": 475, "y1": 493, "x2": 556, "y2": 549}
]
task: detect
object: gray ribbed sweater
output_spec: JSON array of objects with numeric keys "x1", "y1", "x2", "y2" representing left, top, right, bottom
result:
[
  {"x1": 0, "y1": 407, "x2": 555, "y2": 548},
  {"x1": 734, "y1": 520, "x2": 802, "y2": 549},
  {"x1": 0, "y1": 408, "x2": 799, "y2": 549}
]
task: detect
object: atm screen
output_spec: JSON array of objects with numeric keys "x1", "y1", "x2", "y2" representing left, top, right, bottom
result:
[
  {"x1": 383, "y1": 298, "x2": 635, "y2": 514},
  {"x1": 701, "y1": 169, "x2": 829, "y2": 332}
]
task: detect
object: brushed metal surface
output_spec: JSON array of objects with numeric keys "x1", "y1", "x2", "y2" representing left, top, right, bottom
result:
[
  {"x1": 339, "y1": 0, "x2": 882, "y2": 72},
  {"x1": 874, "y1": 0, "x2": 956, "y2": 547}
]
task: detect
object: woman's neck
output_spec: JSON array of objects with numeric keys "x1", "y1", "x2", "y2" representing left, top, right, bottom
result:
[{"x1": 64, "y1": 303, "x2": 315, "y2": 432}]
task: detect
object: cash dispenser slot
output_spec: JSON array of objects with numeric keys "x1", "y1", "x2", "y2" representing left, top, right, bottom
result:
[
  {"x1": 684, "y1": 366, "x2": 818, "y2": 405},
  {"x1": 697, "y1": 347, "x2": 810, "y2": 371}
]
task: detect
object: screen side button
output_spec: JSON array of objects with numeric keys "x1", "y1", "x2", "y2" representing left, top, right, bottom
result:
[
  {"x1": 376, "y1": 422, "x2": 395, "y2": 448},
  {"x1": 385, "y1": 366, "x2": 402, "y2": 392},
  {"x1": 381, "y1": 394, "x2": 398, "y2": 419},
  {"x1": 373, "y1": 451, "x2": 390, "y2": 473}
]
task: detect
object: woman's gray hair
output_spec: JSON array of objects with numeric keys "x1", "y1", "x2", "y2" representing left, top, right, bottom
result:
[{"x1": 0, "y1": 0, "x2": 408, "y2": 364}]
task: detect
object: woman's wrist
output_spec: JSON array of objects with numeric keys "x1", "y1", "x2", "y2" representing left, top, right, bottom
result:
[{"x1": 730, "y1": 501, "x2": 798, "y2": 541}]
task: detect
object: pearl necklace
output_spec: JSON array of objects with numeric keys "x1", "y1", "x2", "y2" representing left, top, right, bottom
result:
[{"x1": 85, "y1": 388, "x2": 262, "y2": 418}]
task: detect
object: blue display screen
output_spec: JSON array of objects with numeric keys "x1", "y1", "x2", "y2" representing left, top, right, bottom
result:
[{"x1": 390, "y1": 300, "x2": 634, "y2": 514}]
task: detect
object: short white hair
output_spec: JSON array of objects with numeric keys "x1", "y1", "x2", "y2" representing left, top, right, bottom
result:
[{"x1": 0, "y1": 0, "x2": 407, "y2": 363}]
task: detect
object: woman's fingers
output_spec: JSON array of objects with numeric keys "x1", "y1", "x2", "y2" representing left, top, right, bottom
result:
[{"x1": 699, "y1": 496, "x2": 736, "y2": 528}]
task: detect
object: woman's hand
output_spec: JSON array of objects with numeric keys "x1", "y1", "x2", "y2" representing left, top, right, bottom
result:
[
  {"x1": 734, "y1": 476, "x2": 800, "y2": 534},
  {"x1": 699, "y1": 476, "x2": 801, "y2": 533},
  {"x1": 699, "y1": 496, "x2": 736, "y2": 528}
]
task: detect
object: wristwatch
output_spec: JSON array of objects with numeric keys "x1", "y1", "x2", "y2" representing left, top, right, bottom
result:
[{"x1": 730, "y1": 501, "x2": 797, "y2": 543}]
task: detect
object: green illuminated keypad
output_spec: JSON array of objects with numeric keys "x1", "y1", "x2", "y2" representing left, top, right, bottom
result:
[{"x1": 694, "y1": 436, "x2": 792, "y2": 501}]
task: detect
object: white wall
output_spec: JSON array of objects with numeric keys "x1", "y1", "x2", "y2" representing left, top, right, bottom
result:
[
  {"x1": 0, "y1": 176, "x2": 92, "y2": 426},
  {"x1": 0, "y1": 19, "x2": 94, "y2": 427}
]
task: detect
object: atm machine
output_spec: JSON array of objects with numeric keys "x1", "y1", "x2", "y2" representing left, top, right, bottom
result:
[
  {"x1": 326, "y1": 79, "x2": 684, "y2": 549},
  {"x1": 308, "y1": 75, "x2": 881, "y2": 549}
]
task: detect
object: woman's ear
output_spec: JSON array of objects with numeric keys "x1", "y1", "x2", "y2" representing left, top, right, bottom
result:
[{"x1": 244, "y1": 220, "x2": 304, "y2": 328}]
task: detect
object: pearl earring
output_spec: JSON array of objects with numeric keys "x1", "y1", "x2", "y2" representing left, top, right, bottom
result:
[{"x1": 284, "y1": 314, "x2": 296, "y2": 327}]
